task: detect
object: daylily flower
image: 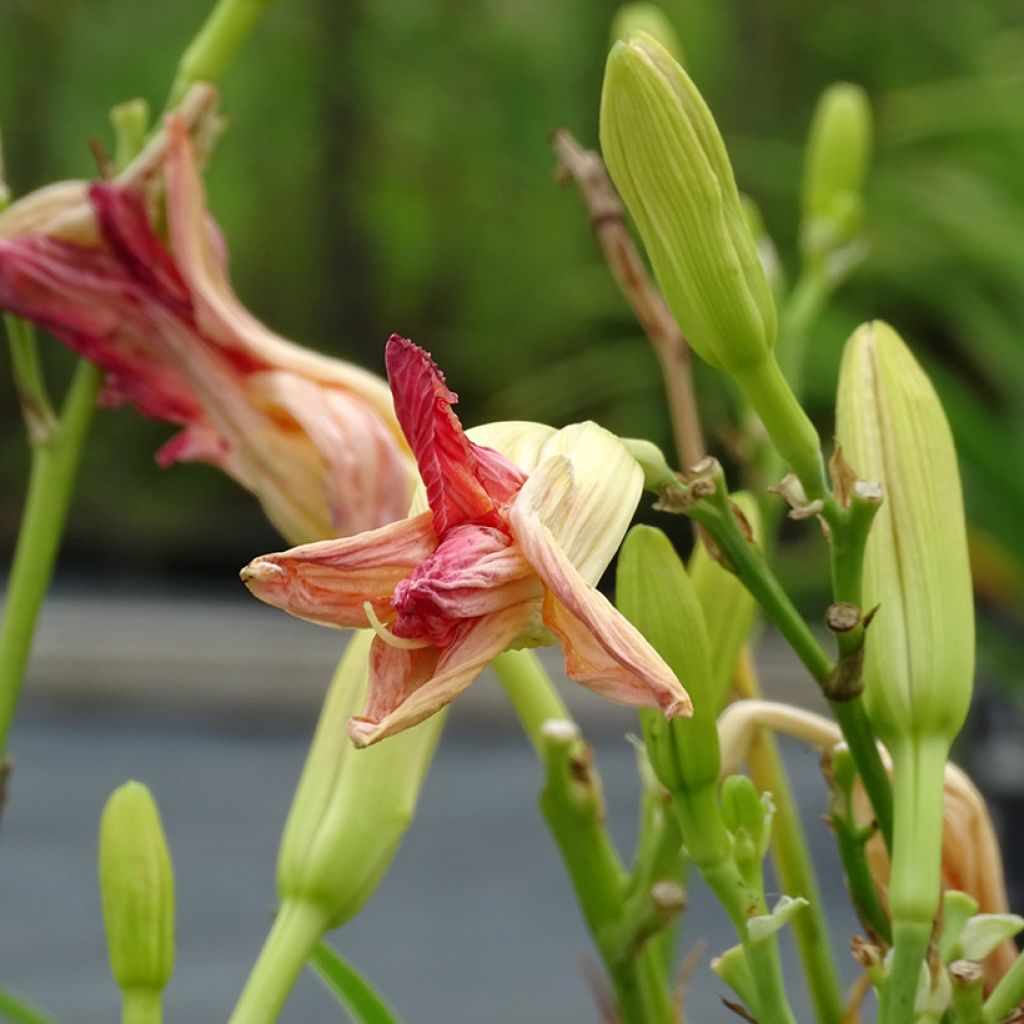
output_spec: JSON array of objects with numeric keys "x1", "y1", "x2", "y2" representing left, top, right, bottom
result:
[
  {"x1": 242, "y1": 336, "x2": 691, "y2": 746},
  {"x1": 0, "y1": 109, "x2": 413, "y2": 544}
]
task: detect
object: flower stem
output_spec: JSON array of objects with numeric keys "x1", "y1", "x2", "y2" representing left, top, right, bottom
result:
[
  {"x1": 166, "y1": 0, "x2": 281, "y2": 110},
  {"x1": 228, "y1": 899, "x2": 328, "y2": 1024},
  {"x1": 882, "y1": 738, "x2": 949, "y2": 1024},
  {"x1": 496, "y1": 651, "x2": 676, "y2": 1024},
  {"x1": 731, "y1": 354, "x2": 827, "y2": 504},
  {"x1": 983, "y1": 950, "x2": 1024, "y2": 1023},
  {"x1": 684, "y1": 479, "x2": 894, "y2": 853},
  {"x1": 735, "y1": 653, "x2": 844, "y2": 1024},
  {"x1": 493, "y1": 648, "x2": 569, "y2": 756},
  {"x1": 0, "y1": 357, "x2": 102, "y2": 760},
  {"x1": 122, "y1": 988, "x2": 163, "y2": 1024}
]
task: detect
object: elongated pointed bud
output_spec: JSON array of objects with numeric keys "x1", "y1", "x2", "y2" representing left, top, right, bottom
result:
[
  {"x1": 277, "y1": 630, "x2": 442, "y2": 927},
  {"x1": 602, "y1": 37, "x2": 827, "y2": 497},
  {"x1": 617, "y1": 525, "x2": 720, "y2": 794},
  {"x1": 689, "y1": 492, "x2": 761, "y2": 708},
  {"x1": 801, "y1": 84, "x2": 872, "y2": 264},
  {"x1": 836, "y1": 321, "x2": 974, "y2": 747},
  {"x1": 98, "y1": 782, "x2": 175, "y2": 1002},
  {"x1": 600, "y1": 34, "x2": 775, "y2": 376},
  {"x1": 610, "y1": 3, "x2": 684, "y2": 63}
]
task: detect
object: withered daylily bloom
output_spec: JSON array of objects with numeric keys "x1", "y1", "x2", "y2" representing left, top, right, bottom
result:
[
  {"x1": 0, "y1": 112, "x2": 413, "y2": 544},
  {"x1": 243, "y1": 337, "x2": 691, "y2": 746}
]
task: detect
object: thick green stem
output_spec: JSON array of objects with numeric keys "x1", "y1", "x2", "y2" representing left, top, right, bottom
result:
[
  {"x1": 122, "y1": 988, "x2": 163, "y2": 1024},
  {"x1": 983, "y1": 950, "x2": 1024, "y2": 1023},
  {"x1": 495, "y1": 651, "x2": 674, "y2": 1023},
  {"x1": 493, "y1": 648, "x2": 570, "y2": 756},
  {"x1": 0, "y1": 359, "x2": 102, "y2": 759},
  {"x1": 166, "y1": 0, "x2": 280, "y2": 109},
  {"x1": 950, "y1": 962, "x2": 985, "y2": 1024},
  {"x1": 732, "y1": 354, "x2": 827, "y2": 503},
  {"x1": 882, "y1": 738, "x2": 949, "y2": 1024},
  {"x1": 673, "y1": 786, "x2": 797, "y2": 1024},
  {"x1": 228, "y1": 899, "x2": 328, "y2": 1024},
  {"x1": 686, "y1": 489, "x2": 894, "y2": 852},
  {"x1": 748, "y1": 732, "x2": 844, "y2": 1024}
]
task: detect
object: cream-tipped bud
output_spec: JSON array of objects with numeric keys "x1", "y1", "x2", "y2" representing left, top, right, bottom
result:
[
  {"x1": 276, "y1": 630, "x2": 442, "y2": 928},
  {"x1": 801, "y1": 83, "x2": 872, "y2": 264},
  {"x1": 836, "y1": 320, "x2": 974, "y2": 747},
  {"x1": 610, "y1": 3, "x2": 684, "y2": 63},
  {"x1": 600, "y1": 34, "x2": 776, "y2": 376},
  {"x1": 98, "y1": 782, "x2": 175, "y2": 999}
]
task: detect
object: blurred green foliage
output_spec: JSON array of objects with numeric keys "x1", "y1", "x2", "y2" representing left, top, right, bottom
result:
[{"x1": 2, "y1": 0, "x2": 1024, "y2": 657}]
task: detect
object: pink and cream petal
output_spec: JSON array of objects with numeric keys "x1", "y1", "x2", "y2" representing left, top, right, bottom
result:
[
  {"x1": 540, "y1": 591, "x2": 691, "y2": 716},
  {"x1": 523, "y1": 423, "x2": 643, "y2": 584},
  {"x1": 385, "y1": 336, "x2": 527, "y2": 536},
  {"x1": 465, "y1": 421, "x2": 558, "y2": 475},
  {"x1": 240, "y1": 511, "x2": 438, "y2": 628},
  {"x1": 509, "y1": 477, "x2": 690, "y2": 716},
  {"x1": 348, "y1": 602, "x2": 536, "y2": 746},
  {"x1": 250, "y1": 370, "x2": 414, "y2": 535}
]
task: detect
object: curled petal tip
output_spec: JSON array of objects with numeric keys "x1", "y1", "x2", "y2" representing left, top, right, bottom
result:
[
  {"x1": 239, "y1": 558, "x2": 286, "y2": 586},
  {"x1": 346, "y1": 717, "x2": 378, "y2": 749},
  {"x1": 663, "y1": 694, "x2": 693, "y2": 719}
]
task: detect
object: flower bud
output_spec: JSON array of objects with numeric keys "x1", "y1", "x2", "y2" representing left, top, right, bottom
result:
[
  {"x1": 98, "y1": 782, "x2": 175, "y2": 997},
  {"x1": 610, "y1": 3, "x2": 684, "y2": 63},
  {"x1": 617, "y1": 525, "x2": 719, "y2": 794},
  {"x1": 689, "y1": 491, "x2": 761, "y2": 708},
  {"x1": 801, "y1": 84, "x2": 872, "y2": 264},
  {"x1": 277, "y1": 630, "x2": 442, "y2": 927},
  {"x1": 600, "y1": 34, "x2": 776, "y2": 376},
  {"x1": 836, "y1": 320, "x2": 974, "y2": 747}
]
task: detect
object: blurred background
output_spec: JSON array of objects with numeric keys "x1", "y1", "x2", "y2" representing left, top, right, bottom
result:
[{"x1": 2, "y1": 0, "x2": 1024, "y2": 1019}]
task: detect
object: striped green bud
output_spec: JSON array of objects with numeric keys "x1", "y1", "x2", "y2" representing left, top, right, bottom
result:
[
  {"x1": 277, "y1": 630, "x2": 442, "y2": 927},
  {"x1": 98, "y1": 782, "x2": 175, "y2": 1005},
  {"x1": 617, "y1": 525, "x2": 719, "y2": 794},
  {"x1": 836, "y1": 321, "x2": 974, "y2": 748},
  {"x1": 689, "y1": 491, "x2": 761, "y2": 709},
  {"x1": 610, "y1": 3, "x2": 684, "y2": 64},
  {"x1": 600, "y1": 34, "x2": 776, "y2": 376},
  {"x1": 801, "y1": 84, "x2": 872, "y2": 264}
]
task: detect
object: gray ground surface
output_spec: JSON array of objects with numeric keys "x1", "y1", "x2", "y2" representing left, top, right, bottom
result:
[{"x1": 1, "y1": 586, "x2": 861, "y2": 1022}]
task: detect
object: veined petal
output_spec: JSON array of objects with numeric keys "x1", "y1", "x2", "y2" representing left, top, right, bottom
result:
[
  {"x1": 240, "y1": 512, "x2": 437, "y2": 628},
  {"x1": 385, "y1": 336, "x2": 525, "y2": 535},
  {"x1": 162, "y1": 115, "x2": 403, "y2": 426},
  {"x1": 530, "y1": 422, "x2": 643, "y2": 584},
  {"x1": 465, "y1": 421, "x2": 558, "y2": 475},
  {"x1": 509, "y1": 456, "x2": 689, "y2": 716},
  {"x1": 350, "y1": 602, "x2": 536, "y2": 746},
  {"x1": 250, "y1": 370, "x2": 414, "y2": 535}
]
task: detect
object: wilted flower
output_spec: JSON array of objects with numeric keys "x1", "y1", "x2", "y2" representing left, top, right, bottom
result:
[
  {"x1": 243, "y1": 336, "x2": 690, "y2": 746},
  {"x1": 0, "y1": 111, "x2": 413, "y2": 544}
]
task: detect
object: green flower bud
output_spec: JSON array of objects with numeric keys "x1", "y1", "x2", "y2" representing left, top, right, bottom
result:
[
  {"x1": 617, "y1": 525, "x2": 720, "y2": 795},
  {"x1": 98, "y1": 782, "x2": 175, "y2": 1001},
  {"x1": 277, "y1": 630, "x2": 442, "y2": 927},
  {"x1": 689, "y1": 492, "x2": 762, "y2": 709},
  {"x1": 801, "y1": 84, "x2": 872, "y2": 263},
  {"x1": 600, "y1": 34, "x2": 776, "y2": 376},
  {"x1": 721, "y1": 774, "x2": 769, "y2": 855},
  {"x1": 610, "y1": 3, "x2": 684, "y2": 64},
  {"x1": 836, "y1": 321, "x2": 974, "y2": 748}
]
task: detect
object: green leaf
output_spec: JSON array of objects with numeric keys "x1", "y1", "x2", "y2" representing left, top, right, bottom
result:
[
  {"x1": 0, "y1": 987, "x2": 61, "y2": 1024},
  {"x1": 308, "y1": 942, "x2": 402, "y2": 1024}
]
